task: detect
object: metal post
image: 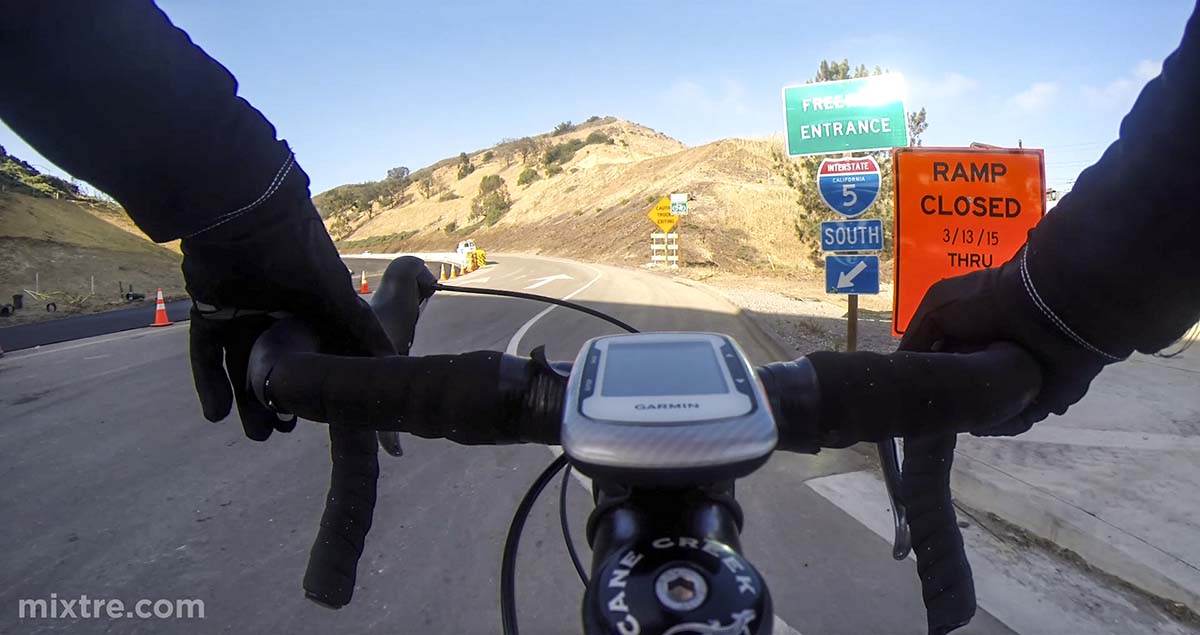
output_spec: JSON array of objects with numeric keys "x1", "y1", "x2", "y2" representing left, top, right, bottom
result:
[{"x1": 847, "y1": 294, "x2": 858, "y2": 352}]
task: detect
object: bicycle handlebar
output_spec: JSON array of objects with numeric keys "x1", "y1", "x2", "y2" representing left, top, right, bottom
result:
[
  {"x1": 247, "y1": 256, "x2": 1042, "y2": 634},
  {"x1": 254, "y1": 329, "x2": 1039, "y2": 452}
]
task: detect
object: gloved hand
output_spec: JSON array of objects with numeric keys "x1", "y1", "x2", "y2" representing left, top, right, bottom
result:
[
  {"x1": 900, "y1": 248, "x2": 1120, "y2": 436},
  {"x1": 183, "y1": 187, "x2": 393, "y2": 441}
]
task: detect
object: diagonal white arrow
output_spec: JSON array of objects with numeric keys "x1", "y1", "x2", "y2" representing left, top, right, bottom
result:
[
  {"x1": 836, "y1": 261, "x2": 868, "y2": 288},
  {"x1": 524, "y1": 273, "x2": 574, "y2": 290}
]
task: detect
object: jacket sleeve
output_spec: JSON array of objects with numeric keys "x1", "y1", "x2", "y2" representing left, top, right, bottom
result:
[
  {"x1": 0, "y1": 0, "x2": 309, "y2": 242},
  {"x1": 1022, "y1": 2, "x2": 1200, "y2": 356}
]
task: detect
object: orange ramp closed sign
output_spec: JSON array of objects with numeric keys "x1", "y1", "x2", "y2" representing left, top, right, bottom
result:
[{"x1": 892, "y1": 148, "x2": 1046, "y2": 337}]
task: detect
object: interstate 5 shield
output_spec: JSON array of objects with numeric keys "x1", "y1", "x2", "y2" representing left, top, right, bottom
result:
[{"x1": 818, "y1": 157, "x2": 880, "y2": 218}]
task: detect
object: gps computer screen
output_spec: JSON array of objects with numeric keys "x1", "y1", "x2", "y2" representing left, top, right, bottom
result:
[{"x1": 601, "y1": 341, "x2": 728, "y2": 397}]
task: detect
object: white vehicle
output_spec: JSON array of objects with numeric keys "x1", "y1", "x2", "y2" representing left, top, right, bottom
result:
[{"x1": 456, "y1": 239, "x2": 476, "y2": 256}]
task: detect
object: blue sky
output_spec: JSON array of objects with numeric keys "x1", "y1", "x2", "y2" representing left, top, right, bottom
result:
[{"x1": 2, "y1": 0, "x2": 1194, "y2": 196}]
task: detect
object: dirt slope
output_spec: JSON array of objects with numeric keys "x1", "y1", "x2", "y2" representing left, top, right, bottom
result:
[
  {"x1": 0, "y1": 192, "x2": 184, "y2": 324},
  {"x1": 334, "y1": 119, "x2": 818, "y2": 277}
]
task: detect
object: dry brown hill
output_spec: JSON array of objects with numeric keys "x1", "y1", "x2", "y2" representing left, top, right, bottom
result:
[
  {"x1": 0, "y1": 191, "x2": 184, "y2": 323},
  {"x1": 325, "y1": 118, "x2": 823, "y2": 277}
]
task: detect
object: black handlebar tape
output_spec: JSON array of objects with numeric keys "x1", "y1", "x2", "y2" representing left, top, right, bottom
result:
[
  {"x1": 799, "y1": 345, "x2": 1037, "y2": 635},
  {"x1": 757, "y1": 357, "x2": 822, "y2": 454},
  {"x1": 263, "y1": 350, "x2": 563, "y2": 445},
  {"x1": 800, "y1": 343, "x2": 1041, "y2": 446},
  {"x1": 901, "y1": 433, "x2": 974, "y2": 635},
  {"x1": 303, "y1": 426, "x2": 379, "y2": 609}
]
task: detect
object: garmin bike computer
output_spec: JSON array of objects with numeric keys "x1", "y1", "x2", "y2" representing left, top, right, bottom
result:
[{"x1": 562, "y1": 332, "x2": 776, "y2": 485}]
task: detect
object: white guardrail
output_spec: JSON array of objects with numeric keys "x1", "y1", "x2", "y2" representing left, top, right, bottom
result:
[{"x1": 343, "y1": 252, "x2": 468, "y2": 268}]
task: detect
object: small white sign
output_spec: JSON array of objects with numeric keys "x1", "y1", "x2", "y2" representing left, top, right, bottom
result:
[{"x1": 670, "y1": 192, "x2": 688, "y2": 216}]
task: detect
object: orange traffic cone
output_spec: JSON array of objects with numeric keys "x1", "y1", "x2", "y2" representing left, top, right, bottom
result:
[
  {"x1": 439, "y1": 264, "x2": 447, "y2": 281},
  {"x1": 150, "y1": 288, "x2": 173, "y2": 327},
  {"x1": 450, "y1": 266, "x2": 458, "y2": 279},
  {"x1": 359, "y1": 270, "x2": 370, "y2": 294}
]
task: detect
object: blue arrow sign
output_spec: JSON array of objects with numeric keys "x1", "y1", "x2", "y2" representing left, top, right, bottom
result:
[
  {"x1": 825, "y1": 255, "x2": 880, "y2": 295},
  {"x1": 817, "y1": 157, "x2": 881, "y2": 218},
  {"x1": 821, "y1": 219, "x2": 884, "y2": 252}
]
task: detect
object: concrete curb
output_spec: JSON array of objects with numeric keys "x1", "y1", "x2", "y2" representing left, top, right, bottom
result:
[{"x1": 952, "y1": 451, "x2": 1200, "y2": 614}]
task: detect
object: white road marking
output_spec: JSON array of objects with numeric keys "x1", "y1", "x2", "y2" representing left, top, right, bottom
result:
[
  {"x1": 523, "y1": 274, "x2": 574, "y2": 290},
  {"x1": 504, "y1": 270, "x2": 602, "y2": 356},
  {"x1": 500, "y1": 258, "x2": 803, "y2": 635}
]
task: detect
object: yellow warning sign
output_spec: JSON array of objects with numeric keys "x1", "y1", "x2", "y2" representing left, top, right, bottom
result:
[{"x1": 646, "y1": 197, "x2": 679, "y2": 233}]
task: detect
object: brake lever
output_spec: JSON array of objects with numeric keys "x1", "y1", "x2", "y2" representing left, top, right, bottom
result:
[
  {"x1": 877, "y1": 439, "x2": 911, "y2": 559},
  {"x1": 370, "y1": 256, "x2": 439, "y2": 458}
]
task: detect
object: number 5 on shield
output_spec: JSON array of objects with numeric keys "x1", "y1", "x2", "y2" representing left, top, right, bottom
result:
[{"x1": 842, "y1": 183, "x2": 857, "y2": 207}]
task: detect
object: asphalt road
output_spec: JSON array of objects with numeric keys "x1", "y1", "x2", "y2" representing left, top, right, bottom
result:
[
  {"x1": 0, "y1": 254, "x2": 1016, "y2": 634},
  {"x1": 0, "y1": 299, "x2": 192, "y2": 352}
]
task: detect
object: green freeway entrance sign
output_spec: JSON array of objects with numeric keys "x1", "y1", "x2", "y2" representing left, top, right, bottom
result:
[{"x1": 782, "y1": 74, "x2": 908, "y2": 156}]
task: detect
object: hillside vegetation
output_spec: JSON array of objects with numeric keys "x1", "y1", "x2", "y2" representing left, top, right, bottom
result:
[
  {"x1": 318, "y1": 62, "x2": 927, "y2": 281},
  {"x1": 319, "y1": 117, "x2": 811, "y2": 273},
  {"x1": 0, "y1": 148, "x2": 184, "y2": 323}
]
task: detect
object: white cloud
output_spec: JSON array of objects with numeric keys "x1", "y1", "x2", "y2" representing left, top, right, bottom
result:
[
  {"x1": 1009, "y1": 81, "x2": 1060, "y2": 113},
  {"x1": 661, "y1": 78, "x2": 751, "y2": 116},
  {"x1": 1133, "y1": 59, "x2": 1161, "y2": 82},
  {"x1": 909, "y1": 72, "x2": 979, "y2": 103},
  {"x1": 1082, "y1": 60, "x2": 1160, "y2": 110}
]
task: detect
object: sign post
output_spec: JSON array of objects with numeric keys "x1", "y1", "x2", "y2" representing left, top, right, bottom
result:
[
  {"x1": 784, "y1": 74, "x2": 910, "y2": 560},
  {"x1": 647, "y1": 197, "x2": 680, "y2": 268},
  {"x1": 891, "y1": 147, "x2": 1046, "y2": 337}
]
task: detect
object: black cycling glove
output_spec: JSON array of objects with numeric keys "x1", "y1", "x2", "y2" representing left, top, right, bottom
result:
[
  {"x1": 183, "y1": 186, "x2": 393, "y2": 441},
  {"x1": 900, "y1": 249, "x2": 1116, "y2": 435}
]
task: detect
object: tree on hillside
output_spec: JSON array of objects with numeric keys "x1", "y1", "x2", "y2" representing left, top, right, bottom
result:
[
  {"x1": 456, "y1": 152, "x2": 475, "y2": 180},
  {"x1": 470, "y1": 176, "x2": 511, "y2": 226},
  {"x1": 387, "y1": 166, "x2": 410, "y2": 181},
  {"x1": 478, "y1": 174, "x2": 504, "y2": 196},
  {"x1": 419, "y1": 175, "x2": 442, "y2": 199},
  {"x1": 514, "y1": 137, "x2": 543, "y2": 164},
  {"x1": 776, "y1": 59, "x2": 928, "y2": 263},
  {"x1": 552, "y1": 121, "x2": 575, "y2": 136}
]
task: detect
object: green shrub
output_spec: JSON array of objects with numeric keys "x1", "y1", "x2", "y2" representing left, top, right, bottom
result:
[
  {"x1": 517, "y1": 167, "x2": 540, "y2": 186},
  {"x1": 546, "y1": 165, "x2": 563, "y2": 177},
  {"x1": 552, "y1": 121, "x2": 575, "y2": 136},
  {"x1": 470, "y1": 180, "x2": 512, "y2": 226},
  {"x1": 483, "y1": 151, "x2": 494, "y2": 161},
  {"x1": 585, "y1": 115, "x2": 601, "y2": 123},
  {"x1": 478, "y1": 174, "x2": 504, "y2": 196},
  {"x1": 438, "y1": 191, "x2": 461, "y2": 202},
  {"x1": 444, "y1": 220, "x2": 458, "y2": 234},
  {"x1": 456, "y1": 152, "x2": 475, "y2": 180},
  {"x1": 585, "y1": 131, "x2": 612, "y2": 145},
  {"x1": 543, "y1": 139, "x2": 585, "y2": 166}
]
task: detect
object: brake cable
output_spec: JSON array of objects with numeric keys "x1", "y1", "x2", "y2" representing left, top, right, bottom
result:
[
  {"x1": 500, "y1": 454, "x2": 568, "y2": 635},
  {"x1": 436, "y1": 280, "x2": 638, "y2": 634},
  {"x1": 560, "y1": 464, "x2": 589, "y2": 585},
  {"x1": 433, "y1": 283, "x2": 639, "y2": 334}
]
